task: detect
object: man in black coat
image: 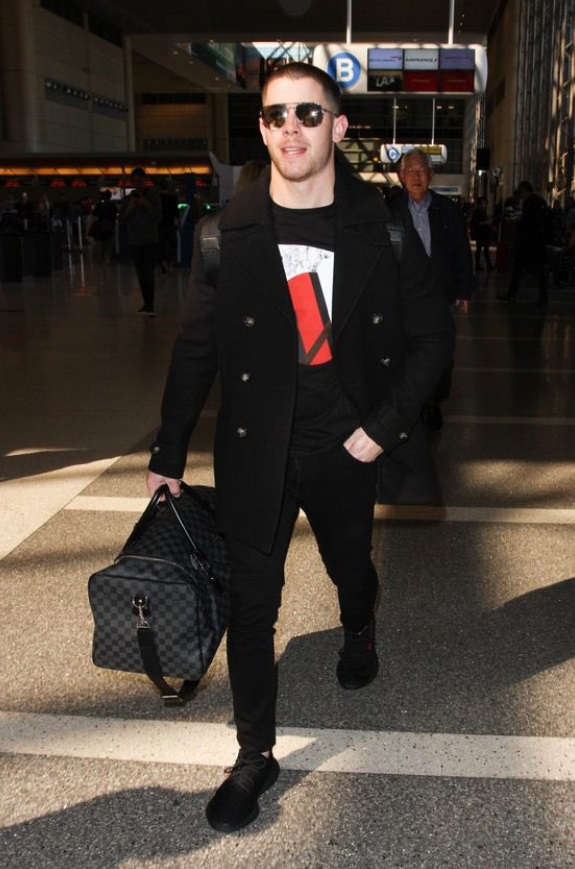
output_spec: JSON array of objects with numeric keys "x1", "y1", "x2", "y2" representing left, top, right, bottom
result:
[
  {"x1": 395, "y1": 148, "x2": 474, "y2": 430},
  {"x1": 147, "y1": 63, "x2": 454, "y2": 833}
]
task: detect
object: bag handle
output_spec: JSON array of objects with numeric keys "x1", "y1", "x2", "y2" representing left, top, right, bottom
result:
[
  {"x1": 123, "y1": 483, "x2": 219, "y2": 585},
  {"x1": 162, "y1": 484, "x2": 218, "y2": 583}
]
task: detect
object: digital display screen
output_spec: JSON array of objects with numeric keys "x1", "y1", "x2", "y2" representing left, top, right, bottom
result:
[
  {"x1": 364, "y1": 45, "x2": 477, "y2": 94},
  {"x1": 404, "y1": 71, "x2": 439, "y2": 92},
  {"x1": 367, "y1": 48, "x2": 403, "y2": 70},
  {"x1": 439, "y1": 48, "x2": 475, "y2": 70},
  {"x1": 404, "y1": 49, "x2": 439, "y2": 71},
  {"x1": 367, "y1": 71, "x2": 403, "y2": 92},
  {"x1": 438, "y1": 71, "x2": 475, "y2": 92}
]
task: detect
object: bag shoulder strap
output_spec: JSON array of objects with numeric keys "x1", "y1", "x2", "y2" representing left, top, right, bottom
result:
[
  {"x1": 133, "y1": 596, "x2": 199, "y2": 706},
  {"x1": 386, "y1": 211, "x2": 404, "y2": 262},
  {"x1": 198, "y1": 213, "x2": 221, "y2": 284}
]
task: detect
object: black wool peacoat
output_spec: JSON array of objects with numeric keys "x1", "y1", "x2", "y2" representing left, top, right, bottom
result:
[{"x1": 149, "y1": 166, "x2": 454, "y2": 552}]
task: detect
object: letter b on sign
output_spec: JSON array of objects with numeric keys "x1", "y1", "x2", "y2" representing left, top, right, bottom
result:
[{"x1": 327, "y1": 52, "x2": 361, "y2": 89}]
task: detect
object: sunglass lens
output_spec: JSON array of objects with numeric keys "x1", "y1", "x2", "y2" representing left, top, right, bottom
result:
[
  {"x1": 262, "y1": 106, "x2": 287, "y2": 128},
  {"x1": 296, "y1": 103, "x2": 323, "y2": 127},
  {"x1": 262, "y1": 103, "x2": 326, "y2": 128}
]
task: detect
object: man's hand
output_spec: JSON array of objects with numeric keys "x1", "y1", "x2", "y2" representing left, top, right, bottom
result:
[
  {"x1": 146, "y1": 471, "x2": 182, "y2": 498},
  {"x1": 343, "y1": 428, "x2": 383, "y2": 463},
  {"x1": 455, "y1": 298, "x2": 470, "y2": 314}
]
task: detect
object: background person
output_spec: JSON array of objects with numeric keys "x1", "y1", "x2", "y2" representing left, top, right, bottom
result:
[
  {"x1": 470, "y1": 196, "x2": 494, "y2": 272},
  {"x1": 497, "y1": 180, "x2": 549, "y2": 308},
  {"x1": 120, "y1": 167, "x2": 162, "y2": 315},
  {"x1": 89, "y1": 189, "x2": 117, "y2": 262},
  {"x1": 394, "y1": 148, "x2": 474, "y2": 430}
]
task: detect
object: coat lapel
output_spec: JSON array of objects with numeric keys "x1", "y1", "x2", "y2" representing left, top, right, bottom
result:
[
  {"x1": 220, "y1": 172, "x2": 296, "y2": 326},
  {"x1": 331, "y1": 174, "x2": 390, "y2": 342}
]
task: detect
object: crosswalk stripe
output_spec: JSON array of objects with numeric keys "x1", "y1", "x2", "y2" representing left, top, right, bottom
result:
[{"x1": 1, "y1": 712, "x2": 574, "y2": 782}]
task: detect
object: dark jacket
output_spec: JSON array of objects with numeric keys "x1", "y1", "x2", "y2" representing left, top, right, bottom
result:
[
  {"x1": 514, "y1": 193, "x2": 548, "y2": 261},
  {"x1": 395, "y1": 189, "x2": 474, "y2": 302},
  {"x1": 470, "y1": 204, "x2": 491, "y2": 244},
  {"x1": 149, "y1": 167, "x2": 454, "y2": 551}
]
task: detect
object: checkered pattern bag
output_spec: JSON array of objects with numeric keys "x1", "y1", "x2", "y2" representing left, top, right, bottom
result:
[{"x1": 88, "y1": 483, "x2": 229, "y2": 705}]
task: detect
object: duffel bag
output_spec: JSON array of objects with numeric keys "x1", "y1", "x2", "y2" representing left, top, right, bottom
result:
[{"x1": 88, "y1": 482, "x2": 229, "y2": 705}]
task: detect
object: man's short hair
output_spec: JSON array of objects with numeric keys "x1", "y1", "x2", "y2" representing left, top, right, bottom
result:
[
  {"x1": 261, "y1": 62, "x2": 342, "y2": 115},
  {"x1": 131, "y1": 166, "x2": 147, "y2": 178},
  {"x1": 397, "y1": 148, "x2": 433, "y2": 173}
]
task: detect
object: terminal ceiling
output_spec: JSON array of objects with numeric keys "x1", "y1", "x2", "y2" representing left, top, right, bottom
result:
[
  {"x1": 77, "y1": 1, "x2": 501, "y2": 92},
  {"x1": 78, "y1": 0, "x2": 500, "y2": 42}
]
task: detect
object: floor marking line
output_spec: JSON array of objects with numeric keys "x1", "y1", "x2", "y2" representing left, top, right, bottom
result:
[
  {"x1": 66, "y1": 496, "x2": 151, "y2": 513},
  {"x1": 66, "y1": 497, "x2": 575, "y2": 525},
  {"x1": 375, "y1": 505, "x2": 575, "y2": 525},
  {"x1": 1, "y1": 712, "x2": 574, "y2": 782}
]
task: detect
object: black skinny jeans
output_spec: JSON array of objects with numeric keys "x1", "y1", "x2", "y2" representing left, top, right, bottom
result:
[
  {"x1": 129, "y1": 243, "x2": 157, "y2": 310},
  {"x1": 224, "y1": 444, "x2": 379, "y2": 753}
]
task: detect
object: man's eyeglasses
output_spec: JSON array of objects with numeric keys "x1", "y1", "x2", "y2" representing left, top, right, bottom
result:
[{"x1": 260, "y1": 102, "x2": 336, "y2": 129}]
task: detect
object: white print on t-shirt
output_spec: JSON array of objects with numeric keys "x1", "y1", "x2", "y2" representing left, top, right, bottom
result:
[{"x1": 278, "y1": 244, "x2": 334, "y2": 317}]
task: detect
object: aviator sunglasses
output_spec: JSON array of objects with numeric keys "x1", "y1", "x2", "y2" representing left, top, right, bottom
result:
[{"x1": 260, "y1": 102, "x2": 337, "y2": 129}]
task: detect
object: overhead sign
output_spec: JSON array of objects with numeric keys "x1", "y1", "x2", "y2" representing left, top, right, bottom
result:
[
  {"x1": 381, "y1": 144, "x2": 448, "y2": 165},
  {"x1": 313, "y1": 43, "x2": 487, "y2": 95}
]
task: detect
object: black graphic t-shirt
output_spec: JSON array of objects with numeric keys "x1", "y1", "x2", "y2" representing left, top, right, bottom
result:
[{"x1": 272, "y1": 201, "x2": 360, "y2": 456}]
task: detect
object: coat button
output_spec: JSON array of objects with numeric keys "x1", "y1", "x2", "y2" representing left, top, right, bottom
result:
[
  {"x1": 240, "y1": 372, "x2": 251, "y2": 382},
  {"x1": 399, "y1": 431, "x2": 408, "y2": 440},
  {"x1": 372, "y1": 313, "x2": 384, "y2": 324},
  {"x1": 236, "y1": 427, "x2": 248, "y2": 438},
  {"x1": 379, "y1": 357, "x2": 391, "y2": 367},
  {"x1": 243, "y1": 316, "x2": 255, "y2": 327}
]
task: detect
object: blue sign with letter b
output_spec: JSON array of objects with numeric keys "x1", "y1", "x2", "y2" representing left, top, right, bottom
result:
[{"x1": 327, "y1": 52, "x2": 361, "y2": 89}]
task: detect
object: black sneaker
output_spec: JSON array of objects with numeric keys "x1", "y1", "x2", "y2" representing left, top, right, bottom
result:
[
  {"x1": 336, "y1": 618, "x2": 379, "y2": 690},
  {"x1": 206, "y1": 750, "x2": 280, "y2": 833}
]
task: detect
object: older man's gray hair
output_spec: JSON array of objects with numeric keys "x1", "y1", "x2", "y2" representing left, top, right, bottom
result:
[{"x1": 397, "y1": 148, "x2": 434, "y2": 172}]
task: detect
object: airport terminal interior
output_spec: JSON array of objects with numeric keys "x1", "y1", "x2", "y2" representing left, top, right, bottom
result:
[{"x1": 1, "y1": 1, "x2": 575, "y2": 867}]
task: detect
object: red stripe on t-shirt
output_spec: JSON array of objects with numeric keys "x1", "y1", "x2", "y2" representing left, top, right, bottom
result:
[{"x1": 288, "y1": 272, "x2": 332, "y2": 365}]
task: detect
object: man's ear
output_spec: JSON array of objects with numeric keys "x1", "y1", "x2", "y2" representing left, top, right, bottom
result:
[{"x1": 332, "y1": 113, "x2": 349, "y2": 143}]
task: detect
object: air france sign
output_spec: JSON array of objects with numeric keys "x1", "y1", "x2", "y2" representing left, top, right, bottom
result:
[{"x1": 313, "y1": 44, "x2": 488, "y2": 95}]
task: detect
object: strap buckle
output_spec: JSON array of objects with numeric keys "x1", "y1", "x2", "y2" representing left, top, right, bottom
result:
[{"x1": 132, "y1": 593, "x2": 150, "y2": 626}]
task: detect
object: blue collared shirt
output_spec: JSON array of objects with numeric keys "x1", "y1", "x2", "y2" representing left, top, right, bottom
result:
[{"x1": 407, "y1": 192, "x2": 432, "y2": 256}]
